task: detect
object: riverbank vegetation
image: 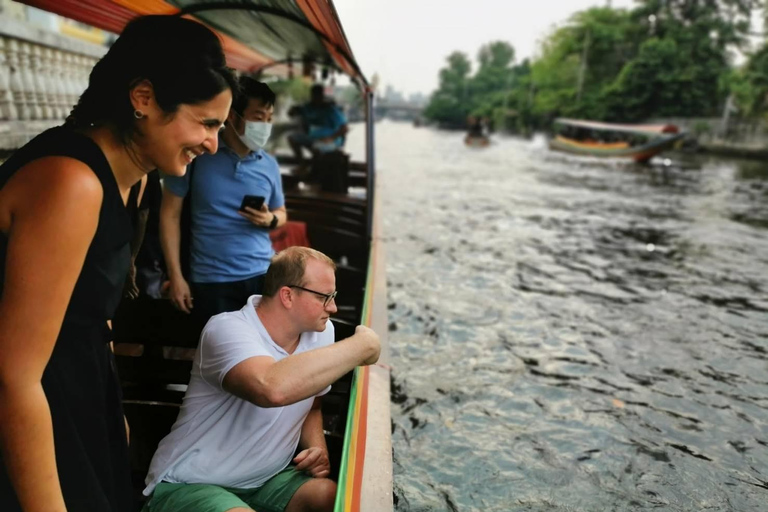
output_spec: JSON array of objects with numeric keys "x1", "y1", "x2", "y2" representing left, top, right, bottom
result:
[{"x1": 424, "y1": 0, "x2": 767, "y2": 133}]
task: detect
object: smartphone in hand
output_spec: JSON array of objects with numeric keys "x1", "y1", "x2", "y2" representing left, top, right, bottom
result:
[{"x1": 239, "y1": 195, "x2": 265, "y2": 212}]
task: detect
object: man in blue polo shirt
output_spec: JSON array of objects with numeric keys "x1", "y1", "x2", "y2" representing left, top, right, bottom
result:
[
  {"x1": 287, "y1": 84, "x2": 348, "y2": 166},
  {"x1": 160, "y1": 77, "x2": 286, "y2": 323}
]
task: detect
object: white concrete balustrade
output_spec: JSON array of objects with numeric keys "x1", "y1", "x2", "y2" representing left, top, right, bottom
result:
[
  {"x1": 0, "y1": 36, "x2": 98, "y2": 122},
  {"x1": 0, "y1": 16, "x2": 105, "y2": 151}
]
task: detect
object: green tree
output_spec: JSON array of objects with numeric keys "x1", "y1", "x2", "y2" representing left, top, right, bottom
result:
[
  {"x1": 468, "y1": 41, "x2": 519, "y2": 127},
  {"x1": 619, "y1": 0, "x2": 761, "y2": 118},
  {"x1": 730, "y1": 43, "x2": 768, "y2": 117},
  {"x1": 529, "y1": 7, "x2": 642, "y2": 121},
  {"x1": 424, "y1": 51, "x2": 473, "y2": 127},
  {"x1": 497, "y1": 59, "x2": 536, "y2": 133},
  {"x1": 601, "y1": 37, "x2": 691, "y2": 120},
  {"x1": 424, "y1": 1, "x2": 766, "y2": 132},
  {"x1": 632, "y1": 0, "x2": 758, "y2": 51},
  {"x1": 471, "y1": 41, "x2": 515, "y2": 100}
]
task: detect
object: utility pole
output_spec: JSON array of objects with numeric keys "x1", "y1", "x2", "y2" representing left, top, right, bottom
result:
[
  {"x1": 719, "y1": 93, "x2": 735, "y2": 139},
  {"x1": 576, "y1": 30, "x2": 591, "y2": 103},
  {"x1": 500, "y1": 69, "x2": 514, "y2": 132}
]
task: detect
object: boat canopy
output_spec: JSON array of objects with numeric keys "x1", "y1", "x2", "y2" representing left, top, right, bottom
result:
[
  {"x1": 17, "y1": 0, "x2": 367, "y2": 87},
  {"x1": 554, "y1": 118, "x2": 680, "y2": 136}
]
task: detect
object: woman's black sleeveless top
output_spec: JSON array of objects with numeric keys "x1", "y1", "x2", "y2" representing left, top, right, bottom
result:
[{"x1": 0, "y1": 126, "x2": 135, "y2": 512}]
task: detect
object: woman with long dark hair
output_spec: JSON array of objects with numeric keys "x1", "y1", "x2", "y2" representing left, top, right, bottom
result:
[{"x1": 0, "y1": 15, "x2": 237, "y2": 512}]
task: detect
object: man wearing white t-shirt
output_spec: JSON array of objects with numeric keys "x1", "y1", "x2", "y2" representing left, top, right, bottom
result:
[{"x1": 141, "y1": 247, "x2": 380, "y2": 512}]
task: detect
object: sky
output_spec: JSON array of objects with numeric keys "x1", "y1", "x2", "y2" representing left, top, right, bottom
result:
[{"x1": 332, "y1": 0, "x2": 635, "y2": 97}]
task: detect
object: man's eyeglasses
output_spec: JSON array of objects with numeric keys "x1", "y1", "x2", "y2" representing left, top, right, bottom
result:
[{"x1": 289, "y1": 285, "x2": 337, "y2": 307}]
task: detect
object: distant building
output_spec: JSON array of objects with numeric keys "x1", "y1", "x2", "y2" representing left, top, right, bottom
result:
[
  {"x1": 376, "y1": 84, "x2": 424, "y2": 122},
  {"x1": 408, "y1": 92, "x2": 426, "y2": 108},
  {"x1": 383, "y1": 84, "x2": 405, "y2": 105}
]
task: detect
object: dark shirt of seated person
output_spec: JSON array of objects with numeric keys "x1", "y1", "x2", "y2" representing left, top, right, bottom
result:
[
  {"x1": 466, "y1": 115, "x2": 484, "y2": 138},
  {"x1": 142, "y1": 247, "x2": 381, "y2": 512},
  {"x1": 287, "y1": 84, "x2": 348, "y2": 166}
]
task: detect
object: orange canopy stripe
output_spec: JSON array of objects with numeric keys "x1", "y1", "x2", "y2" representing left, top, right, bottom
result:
[
  {"x1": 113, "y1": 0, "x2": 273, "y2": 71},
  {"x1": 205, "y1": 23, "x2": 274, "y2": 72},
  {"x1": 112, "y1": 0, "x2": 177, "y2": 15},
  {"x1": 18, "y1": 0, "x2": 135, "y2": 34}
]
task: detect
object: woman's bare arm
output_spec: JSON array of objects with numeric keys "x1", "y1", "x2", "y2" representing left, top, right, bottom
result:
[{"x1": 0, "y1": 157, "x2": 102, "y2": 512}]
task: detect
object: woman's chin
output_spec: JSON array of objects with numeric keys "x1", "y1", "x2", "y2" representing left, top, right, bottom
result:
[{"x1": 159, "y1": 162, "x2": 189, "y2": 177}]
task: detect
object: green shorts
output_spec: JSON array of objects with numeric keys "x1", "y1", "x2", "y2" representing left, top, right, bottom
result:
[{"x1": 143, "y1": 465, "x2": 312, "y2": 512}]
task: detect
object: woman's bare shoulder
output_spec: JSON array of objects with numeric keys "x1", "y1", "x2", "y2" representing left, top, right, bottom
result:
[
  {"x1": 0, "y1": 156, "x2": 104, "y2": 232},
  {"x1": 7, "y1": 156, "x2": 104, "y2": 206}
]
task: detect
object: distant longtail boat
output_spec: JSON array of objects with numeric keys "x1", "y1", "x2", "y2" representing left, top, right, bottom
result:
[{"x1": 549, "y1": 118, "x2": 686, "y2": 163}]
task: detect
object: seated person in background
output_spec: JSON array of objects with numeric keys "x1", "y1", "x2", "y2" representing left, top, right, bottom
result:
[
  {"x1": 466, "y1": 115, "x2": 485, "y2": 138},
  {"x1": 142, "y1": 247, "x2": 381, "y2": 512},
  {"x1": 160, "y1": 77, "x2": 286, "y2": 326},
  {"x1": 288, "y1": 84, "x2": 348, "y2": 167}
]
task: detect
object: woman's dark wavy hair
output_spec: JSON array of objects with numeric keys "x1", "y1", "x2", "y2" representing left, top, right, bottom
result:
[{"x1": 67, "y1": 15, "x2": 238, "y2": 140}]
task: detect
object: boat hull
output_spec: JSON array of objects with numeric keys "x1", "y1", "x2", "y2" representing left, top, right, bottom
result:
[
  {"x1": 464, "y1": 135, "x2": 490, "y2": 148},
  {"x1": 335, "y1": 189, "x2": 392, "y2": 512},
  {"x1": 549, "y1": 133, "x2": 685, "y2": 163}
]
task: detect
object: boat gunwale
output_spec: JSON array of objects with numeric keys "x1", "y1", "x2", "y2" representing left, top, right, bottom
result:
[{"x1": 549, "y1": 132, "x2": 686, "y2": 158}]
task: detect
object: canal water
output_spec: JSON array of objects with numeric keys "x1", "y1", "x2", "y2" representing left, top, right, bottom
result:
[{"x1": 348, "y1": 121, "x2": 768, "y2": 512}]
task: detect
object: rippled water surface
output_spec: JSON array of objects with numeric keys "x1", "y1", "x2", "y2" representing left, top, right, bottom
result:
[{"x1": 350, "y1": 121, "x2": 768, "y2": 511}]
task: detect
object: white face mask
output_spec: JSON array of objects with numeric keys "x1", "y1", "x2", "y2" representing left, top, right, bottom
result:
[{"x1": 237, "y1": 120, "x2": 272, "y2": 151}]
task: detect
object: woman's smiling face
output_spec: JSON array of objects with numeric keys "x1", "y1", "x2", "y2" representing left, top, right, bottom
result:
[{"x1": 132, "y1": 85, "x2": 233, "y2": 176}]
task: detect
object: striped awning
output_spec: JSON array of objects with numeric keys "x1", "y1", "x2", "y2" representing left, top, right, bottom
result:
[{"x1": 17, "y1": 0, "x2": 366, "y2": 85}]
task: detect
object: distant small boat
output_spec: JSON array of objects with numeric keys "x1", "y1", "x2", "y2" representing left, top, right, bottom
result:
[
  {"x1": 465, "y1": 135, "x2": 490, "y2": 148},
  {"x1": 549, "y1": 118, "x2": 686, "y2": 163}
]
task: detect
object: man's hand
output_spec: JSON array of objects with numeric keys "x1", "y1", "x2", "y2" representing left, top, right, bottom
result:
[
  {"x1": 293, "y1": 446, "x2": 330, "y2": 478},
  {"x1": 238, "y1": 203, "x2": 273, "y2": 229},
  {"x1": 354, "y1": 325, "x2": 380, "y2": 365},
  {"x1": 168, "y1": 276, "x2": 193, "y2": 314}
]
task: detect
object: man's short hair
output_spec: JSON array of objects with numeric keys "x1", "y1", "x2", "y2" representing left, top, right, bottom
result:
[
  {"x1": 310, "y1": 84, "x2": 324, "y2": 98},
  {"x1": 233, "y1": 77, "x2": 276, "y2": 114},
  {"x1": 262, "y1": 247, "x2": 336, "y2": 298}
]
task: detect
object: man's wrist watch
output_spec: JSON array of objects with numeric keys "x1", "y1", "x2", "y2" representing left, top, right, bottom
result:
[{"x1": 268, "y1": 214, "x2": 278, "y2": 230}]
